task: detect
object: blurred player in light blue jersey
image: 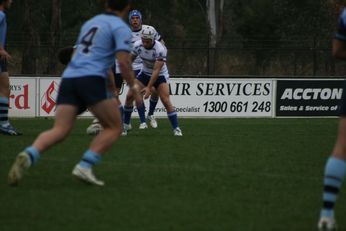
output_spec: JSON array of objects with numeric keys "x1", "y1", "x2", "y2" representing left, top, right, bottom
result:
[
  {"x1": 56, "y1": 47, "x2": 121, "y2": 136},
  {"x1": 8, "y1": 0, "x2": 140, "y2": 187},
  {"x1": 124, "y1": 26, "x2": 182, "y2": 136},
  {"x1": 87, "y1": 9, "x2": 164, "y2": 135},
  {"x1": 0, "y1": 0, "x2": 21, "y2": 136},
  {"x1": 317, "y1": 7, "x2": 346, "y2": 231}
]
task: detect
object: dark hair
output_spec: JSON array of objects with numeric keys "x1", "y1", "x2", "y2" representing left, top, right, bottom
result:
[
  {"x1": 57, "y1": 46, "x2": 74, "y2": 65},
  {"x1": 107, "y1": 0, "x2": 130, "y2": 11}
]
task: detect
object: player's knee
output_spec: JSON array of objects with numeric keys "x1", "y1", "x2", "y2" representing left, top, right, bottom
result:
[
  {"x1": 103, "y1": 119, "x2": 121, "y2": 132},
  {"x1": 160, "y1": 97, "x2": 170, "y2": 107},
  {"x1": 104, "y1": 124, "x2": 122, "y2": 138},
  {"x1": 54, "y1": 126, "x2": 73, "y2": 141},
  {"x1": 125, "y1": 92, "x2": 134, "y2": 103}
]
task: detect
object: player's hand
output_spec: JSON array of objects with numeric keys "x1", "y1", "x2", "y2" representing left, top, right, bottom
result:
[
  {"x1": 0, "y1": 49, "x2": 11, "y2": 60},
  {"x1": 141, "y1": 87, "x2": 152, "y2": 99}
]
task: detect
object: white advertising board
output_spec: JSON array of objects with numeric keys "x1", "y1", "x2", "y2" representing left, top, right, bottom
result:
[
  {"x1": 9, "y1": 77, "x2": 274, "y2": 118},
  {"x1": 119, "y1": 78, "x2": 274, "y2": 117},
  {"x1": 9, "y1": 77, "x2": 36, "y2": 117}
]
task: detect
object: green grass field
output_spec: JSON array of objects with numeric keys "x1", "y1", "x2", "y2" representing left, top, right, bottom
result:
[{"x1": 0, "y1": 118, "x2": 345, "y2": 231}]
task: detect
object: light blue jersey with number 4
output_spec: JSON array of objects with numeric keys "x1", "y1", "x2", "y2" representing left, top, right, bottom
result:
[{"x1": 62, "y1": 13, "x2": 132, "y2": 79}]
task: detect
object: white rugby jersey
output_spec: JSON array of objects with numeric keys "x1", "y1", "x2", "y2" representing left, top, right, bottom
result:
[
  {"x1": 132, "y1": 39, "x2": 169, "y2": 77},
  {"x1": 115, "y1": 24, "x2": 161, "y2": 74},
  {"x1": 131, "y1": 24, "x2": 161, "y2": 70}
]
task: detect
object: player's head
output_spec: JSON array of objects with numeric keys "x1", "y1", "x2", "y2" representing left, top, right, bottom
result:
[
  {"x1": 57, "y1": 46, "x2": 74, "y2": 65},
  {"x1": 141, "y1": 25, "x2": 155, "y2": 48},
  {"x1": 0, "y1": 0, "x2": 13, "y2": 9},
  {"x1": 129, "y1": 10, "x2": 142, "y2": 30}
]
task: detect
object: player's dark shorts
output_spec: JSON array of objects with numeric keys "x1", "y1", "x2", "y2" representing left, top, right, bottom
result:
[
  {"x1": 56, "y1": 76, "x2": 107, "y2": 114},
  {"x1": 0, "y1": 59, "x2": 8, "y2": 73},
  {"x1": 137, "y1": 71, "x2": 167, "y2": 89}
]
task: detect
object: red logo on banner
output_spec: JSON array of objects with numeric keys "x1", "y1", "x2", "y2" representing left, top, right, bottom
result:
[
  {"x1": 9, "y1": 84, "x2": 30, "y2": 109},
  {"x1": 41, "y1": 81, "x2": 59, "y2": 114}
]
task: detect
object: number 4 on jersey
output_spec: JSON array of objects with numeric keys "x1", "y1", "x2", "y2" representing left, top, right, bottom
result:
[{"x1": 81, "y1": 27, "x2": 98, "y2": 53}]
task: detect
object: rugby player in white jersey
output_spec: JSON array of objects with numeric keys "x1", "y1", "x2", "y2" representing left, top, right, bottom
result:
[
  {"x1": 87, "y1": 9, "x2": 163, "y2": 135},
  {"x1": 124, "y1": 26, "x2": 182, "y2": 136}
]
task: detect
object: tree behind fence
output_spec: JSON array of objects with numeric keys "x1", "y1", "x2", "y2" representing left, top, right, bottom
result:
[{"x1": 7, "y1": 38, "x2": 344, "y2": 77}]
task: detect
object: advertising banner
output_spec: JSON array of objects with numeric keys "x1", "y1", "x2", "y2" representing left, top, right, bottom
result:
[
  {"x1": 9, "y1": 77, "x2": 274, "y2": 118},
  {"x1": 119, "y1": 78, "x2": 274, "y2": 117},
  {"x1": 9, "y1": 78, "x2": 36, "y2": 117},
  {"x1": 276, "y1": 80, "x2": 344, "y2": 116}
]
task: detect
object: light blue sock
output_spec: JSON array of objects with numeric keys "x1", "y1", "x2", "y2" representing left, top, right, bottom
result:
[
  {"x1": 167, "y1": 111, "x2": 179, "y2": 129},
  {"x1": 0, "y1": 97, "x2": 9, "y2": 126},
  {"x1": 79, "y1": 150, "x2": 102, "y2": 169},
  {"x1": 320, "y1": 157, "x2": 346, "y2": 218},
  {"x1": 123, "y1": 105, "x2": 133, "y2": 125},
  {"x1": 137, "y1": 103, "x2": 146, "y2": 123},
  {"x1": 25, "y1": 146, "x2": 40, "y2": 165}
]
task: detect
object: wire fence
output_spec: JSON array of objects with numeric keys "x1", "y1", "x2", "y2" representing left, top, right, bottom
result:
[{"x1": 6, "y1": 38, "x2": 346, "y2": 77}]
